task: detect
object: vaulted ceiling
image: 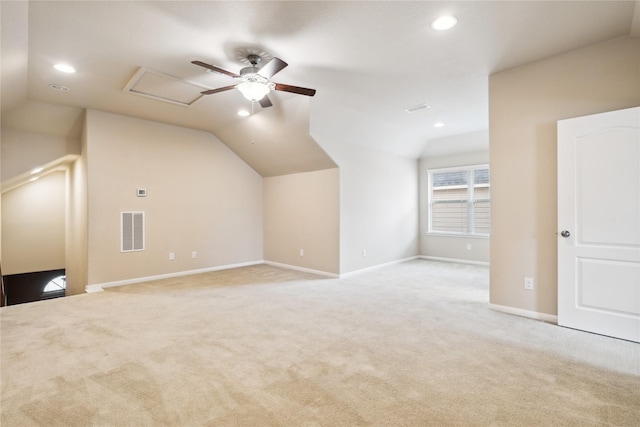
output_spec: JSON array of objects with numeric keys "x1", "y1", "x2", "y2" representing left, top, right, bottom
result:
[{"x1": 2, "y1": 1, "x2": 638, "y2": 177}]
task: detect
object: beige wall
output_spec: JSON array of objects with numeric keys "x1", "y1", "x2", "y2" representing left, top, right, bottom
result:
[
  {"x1": 85, "y1": 110, "x2": 264, "y2": 285},
  {"x1": 1, "y1": 171, "x2": 66, "y2": 275},
  {"x1": 64, "y1": 117, "x2": 88, "y2": 296},
  {"x1": 489, "y1": 36, "x2": 640, "y2": 316},
  {"x1": 264, "y1": 168, "x2": 340, "y2": 274},
  {"x1": 419, "y1": 149, "x2": 490, "y2": 264},
  {"x1": 314, "y1": 136, "x2": 419, "y2": 274}
]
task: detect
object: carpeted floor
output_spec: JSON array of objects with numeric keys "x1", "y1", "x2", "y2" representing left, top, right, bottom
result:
[{"x1": 1, "y1": 259, "x2": 639, "y2": 426}]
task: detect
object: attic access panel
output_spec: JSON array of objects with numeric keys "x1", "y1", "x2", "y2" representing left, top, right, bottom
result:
[{"x1": 124, "y1": 67, "x2": 208, "y2": 107}]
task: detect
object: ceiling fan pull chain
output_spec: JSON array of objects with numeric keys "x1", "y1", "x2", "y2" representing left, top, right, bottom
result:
[{"x1": 250, "y1": 101, "x2": 255, "y2": 144}]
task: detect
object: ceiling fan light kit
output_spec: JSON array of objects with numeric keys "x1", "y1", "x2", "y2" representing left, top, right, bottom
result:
[
  {"x1": 237, "y1": 80, "x2": 272, "y2": 102},
  {"x1": 192, "y1": 53, "x2": 316, "y2": 108}
]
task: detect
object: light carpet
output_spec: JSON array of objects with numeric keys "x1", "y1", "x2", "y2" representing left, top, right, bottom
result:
[{"x1": 1, "y1": 260, "x2": 639, "y2": 426}]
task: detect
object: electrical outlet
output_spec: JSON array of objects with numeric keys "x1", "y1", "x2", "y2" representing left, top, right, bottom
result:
[
  {"x1": 524, "y1": 277, "x2": 534, "y2": 290},
  {"x1": 299, "y1": 249, "x2": 304, "y2": 257},
  {"x1": 169, "y1": 252, "x2": 175, "y2": 261},
  {"x1": 466, "y1": 244, "x2": 472, "y2": 251},
  {"x1": 362, "y1": 249, "x2": 367, "y2": 257},
  {"x1": 191, "y1": 251, "x2": 197, "y2": 259}
]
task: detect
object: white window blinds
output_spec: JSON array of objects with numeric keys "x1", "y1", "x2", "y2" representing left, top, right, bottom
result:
[{"x1": 428, "y1": 166, "x2": 490, "y2": 235}]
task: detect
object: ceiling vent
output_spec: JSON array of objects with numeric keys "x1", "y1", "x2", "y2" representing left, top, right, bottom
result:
[
  {"x1": 124, "y1": 68, "x2": 208, "y2": 107},
  {"x1": 404, "y1": 103, "x2": 431, "y2": 113}
]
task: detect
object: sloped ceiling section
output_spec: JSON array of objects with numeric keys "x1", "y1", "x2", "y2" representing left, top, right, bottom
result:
[
  {"x1": 215, "y1": 96, "x2": 336, "y2": 177},
  {"x1": 0, "y1": 0, "x2": 29, "y2": 113},
  {"x1": 1, "y1": 1, "x2": 638, "y2": 178}
]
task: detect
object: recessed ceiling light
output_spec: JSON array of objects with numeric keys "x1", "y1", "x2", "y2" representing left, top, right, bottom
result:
[
  {"x1": 31, "y1": 167, "x2": 44, "y2": 175},
  {"x1": 434, "y1": 122, "x2": 445, "y2": 128},
  {"x1": 49, "y1": 84, "x2": 70, "y2": 92},
  {"x1": 54, "y1": 63, "x2": 76, "y2": 73},
  {"x1": 431, "y1": 15, "x2": 457, "y2": 31},
  {"x1": 237, "y1": 109, "x2": 250, "y2": 117}
]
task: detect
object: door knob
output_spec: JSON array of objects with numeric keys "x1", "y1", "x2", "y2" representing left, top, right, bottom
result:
[{"x1": 560, "y1": 230, "x2": 571, "y2": 238}]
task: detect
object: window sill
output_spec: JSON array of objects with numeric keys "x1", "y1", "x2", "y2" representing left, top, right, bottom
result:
[{"x1": 425, "y1": 232, "x2": 489, "y2": 239}]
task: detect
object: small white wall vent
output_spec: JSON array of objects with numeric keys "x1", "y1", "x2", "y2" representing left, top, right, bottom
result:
[
  {"x1": 121, "y1": 211, "x2": 145, "y2": 252},
  {"x1": 404, "y1": 103, "x2": 431, "y2": 113}
]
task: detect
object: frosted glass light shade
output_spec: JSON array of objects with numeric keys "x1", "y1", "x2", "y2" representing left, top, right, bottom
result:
[{"x1": 237, "y1": 82, "x2": 270, "y2": 101}]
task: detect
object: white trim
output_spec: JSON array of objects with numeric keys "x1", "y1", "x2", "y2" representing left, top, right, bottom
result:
[
  {"x1": 85, "y1": 284, "x2": 105, "y2": 293},
  {"x1": 428, "y1": 164, "x2": 490, "y2": 174},
  {"x1": 85, "y1": 256, "x2": 488, "y2": 292},
  {"x1": 425, "y1": 232, "x2": 489, "y2": 239},
  {"x1": 339, "y1": 256, "x2": 420, "y2": 278},
  {"x1": 263, "y1": 261, "x2": 339, "y2": 278},
  {"x1": 420, "y1": 255, "x2": 489, "y2": 267},
  {"x1": 85, "y1": 260, "x2": 263, "y2": 293},
  {"x1": 489, "y1": 303, "x2": 558, "y2": 324}
]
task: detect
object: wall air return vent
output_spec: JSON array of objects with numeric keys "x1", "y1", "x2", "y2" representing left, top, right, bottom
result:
[
  {"x1": 124, "y1": 68, "x2": 208, "y2": 107},
  {"x1": 121, "y1": 211, "x2": 145, "y2": 252},
  {"x1": 404, "y1": 103, "x2": 431, "y2": 113}
]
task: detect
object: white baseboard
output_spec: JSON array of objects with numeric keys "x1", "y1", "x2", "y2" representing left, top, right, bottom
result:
[
  {"x1": 339, "y1": 256, "x2": 420, "y2": 278},
  {"x1": 263, "y1": 261, "x2": 339, "y2": 278},
  {"x1": 85, "y1": 284, "x2": 106, "y2": 293},
  {"x1": 489, "y1": 303, "x2": 558, "y2": 324},
  {"x1": 420, "y1": 255, "x2": 489, "y2": 267},
  {"x1": 85, "y1": 260, "x2": 264, "y2": 293},
  {"x1": 84, "y1": 256, "x2": 487, "y2": 293}
]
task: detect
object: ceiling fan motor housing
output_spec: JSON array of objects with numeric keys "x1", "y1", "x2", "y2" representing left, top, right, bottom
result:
[
  {"x1": 240, "y1": 54, "x2": 272, "y2": 78},
  {"x1": 240, "y1": 66, "x2": 262, "y2": 77},
  {"x1": 247, "y1": 54, "x2": 262, "y2": 65}
]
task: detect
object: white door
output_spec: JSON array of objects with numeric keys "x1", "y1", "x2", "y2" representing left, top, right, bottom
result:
[{"x1": 558, "y1": 106, "x2": 640, "y2": 343}]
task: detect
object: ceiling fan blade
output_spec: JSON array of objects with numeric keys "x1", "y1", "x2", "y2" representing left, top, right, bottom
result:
[
  {"x1": 274, "y1": 83, "x2": 316, "y2": 97},
  {"x1": 191, "y1": 60, "x2": 239, "y2": 78},
  {"x1": 201, "y1": 85, "x2": 237, "y2": 95},
  {"x1": 259, "y1": 96, "x2": 273, "y2": 108},
  {"x1": 258, "y1": 57, "x2": 288, "y2": 79}
]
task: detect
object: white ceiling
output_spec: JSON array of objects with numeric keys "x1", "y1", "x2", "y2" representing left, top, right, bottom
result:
[{"x1": 2, "y1": 1, "x2": 638, "y2": 176}]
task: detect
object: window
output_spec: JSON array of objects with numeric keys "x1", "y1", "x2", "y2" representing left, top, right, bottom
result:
[
  {"x1": 43, "y1": 275, "x2": 66, "y2": 293},
  {"x1": 428, "y1": 165, "x2": 490, "y2": 236}
]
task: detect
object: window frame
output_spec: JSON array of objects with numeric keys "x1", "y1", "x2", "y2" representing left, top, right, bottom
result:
[
  {"x1": 427, "y1": 164, "x2": 490, "y2": 237},
  {"x1": 43, "y1": 275, "x2": 66, "y2": 293}
]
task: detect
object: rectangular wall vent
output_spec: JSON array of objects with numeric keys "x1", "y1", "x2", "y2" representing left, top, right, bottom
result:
[
  {"x1": 121, "y1": 211, "x2": 145, "y2": 252},
  {"x1": 404, "y1": 103, "x2": 431, "y2": 113}
]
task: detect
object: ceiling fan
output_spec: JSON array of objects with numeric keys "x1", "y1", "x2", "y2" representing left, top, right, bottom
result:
[{"x1": 192, "y1": 54, "x2": 316, "y2": 108}]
